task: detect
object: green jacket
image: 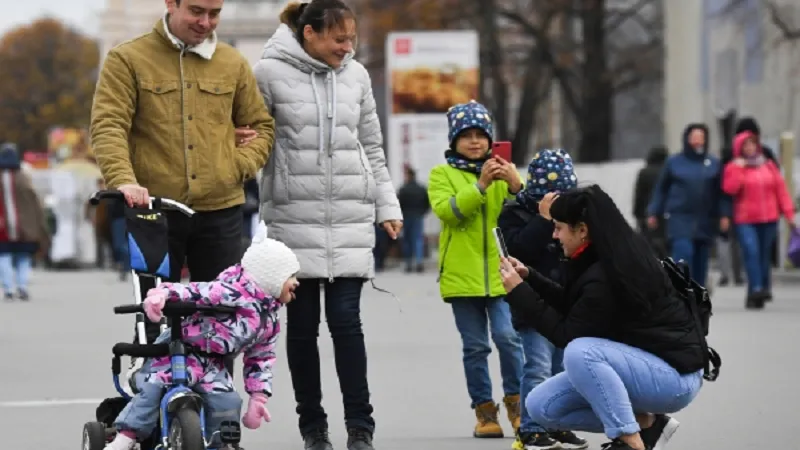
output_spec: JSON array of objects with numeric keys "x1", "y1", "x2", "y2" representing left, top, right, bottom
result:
[{"x1": 428, "y1": 164, "x2": 519, "y2": 300}]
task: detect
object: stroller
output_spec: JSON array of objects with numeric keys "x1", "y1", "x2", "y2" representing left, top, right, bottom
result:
[{"x1": 81, "y1": 190, "x2": 242, "y2": 450}]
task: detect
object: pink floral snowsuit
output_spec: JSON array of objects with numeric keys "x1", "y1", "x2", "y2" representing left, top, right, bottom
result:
[{"x1": 113, "y1": 264, "x2": 281, "y2": 442}]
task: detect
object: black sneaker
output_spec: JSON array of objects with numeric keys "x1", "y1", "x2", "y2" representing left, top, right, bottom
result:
[
  {"x1": 551, "y1": 430, "x2": 589, "y2": 449},
  {"x1": 518, "y1": 432, "x2": 560, "y2": 450},
  {"x1": 303, "y1": 428, "x2": 333, "y2": 450},
  {"x1": 718, "y1": 276, "x2": 730, "y2": 287},
  {"x1": 4, "y1": 292, "x2": 13, "y2": 301},
  {"x1": 346, "y1": 427, "x2": 374, "y2": 450},
  {"x1": 18, "y1": 289, "x2": 29, "y2": 301},
  {"x1": 640, "y1": 414, "x2": 679, "y2": 450},
  {"x1": 746, "y1": 290, "x2": 768, "y2": 309},
  {"x1": 600, "y1": 439, "x2": 648, "y2": 450}
]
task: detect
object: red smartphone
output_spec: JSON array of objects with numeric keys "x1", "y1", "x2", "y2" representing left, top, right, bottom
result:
[{"x1": 492, "y1": 141, "x2": 512, "y2": 162}]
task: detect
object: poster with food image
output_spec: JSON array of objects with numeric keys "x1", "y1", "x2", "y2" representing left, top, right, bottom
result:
[{"x1": 385, "y1": 30, "x2": 480, "y2": 237}]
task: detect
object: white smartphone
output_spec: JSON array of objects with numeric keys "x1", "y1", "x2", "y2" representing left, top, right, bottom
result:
[{"x1": 493, "y1": 227, "x2": 510, "y2": 258}]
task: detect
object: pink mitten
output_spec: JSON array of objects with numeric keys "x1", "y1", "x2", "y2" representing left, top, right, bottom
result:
[
  {"x1": 242, "y1": 393, "x2": 270, "y2": 429},
  {"x1": 143, "y1": 288, "x2": 167, "y2": 323}
]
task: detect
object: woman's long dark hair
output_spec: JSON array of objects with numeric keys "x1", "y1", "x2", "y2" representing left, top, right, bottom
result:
[{"x1": 550, "y1": 184, "x2": 668, "y2": 312}]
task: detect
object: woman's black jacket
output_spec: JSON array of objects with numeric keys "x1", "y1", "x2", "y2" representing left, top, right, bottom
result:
[{"x1": 505, "y1": 246, "x2": 706, "y2": 374}]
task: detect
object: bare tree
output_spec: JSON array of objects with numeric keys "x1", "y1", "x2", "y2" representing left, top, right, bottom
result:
[
  {"x1": 353, "y1": 0, "x2": 663, "y2": 163},
  {"x1": 497, "y1": 0, "x2": 664, "y2": 162},
  {"x1": 720, "y1": 0, "x2": 800, "y2": 40}
]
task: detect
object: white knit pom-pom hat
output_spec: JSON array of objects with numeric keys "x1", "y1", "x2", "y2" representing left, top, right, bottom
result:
[{"x1": 241, "y1": 221, "x2": 300, "y2": 298}]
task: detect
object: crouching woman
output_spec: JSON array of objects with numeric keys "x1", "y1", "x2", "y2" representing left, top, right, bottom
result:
[{"x1": 499, "y1": 185, "x2": 706, "y2": 450}]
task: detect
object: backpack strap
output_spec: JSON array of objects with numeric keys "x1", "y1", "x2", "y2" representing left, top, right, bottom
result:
[{"x1": 685, "y1": 285, "x2": 721, "y2": 381}]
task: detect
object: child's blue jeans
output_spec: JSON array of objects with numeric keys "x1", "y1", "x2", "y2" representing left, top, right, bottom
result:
[
  {"x1": 115, "y1": 358, "x2": 242, "y2": 445},
  {"x1": 519, "y1": 329, "x2": 563, "y2": 433},
  {"x1": 526, "y1": 337, "x2": 703, "y2": 439},
  {"x1": 450, "y1": 297, "x2": 523, "y2": 407}
]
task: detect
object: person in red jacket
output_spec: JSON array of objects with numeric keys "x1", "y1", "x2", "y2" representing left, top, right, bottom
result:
[{"x1": 722, "y1": 131, "x2": 795, "y2": 309}]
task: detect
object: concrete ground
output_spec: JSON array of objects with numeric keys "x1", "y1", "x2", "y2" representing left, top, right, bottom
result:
[{"x1": 0, "y1": 268, "x2": 797, "y2": 449}]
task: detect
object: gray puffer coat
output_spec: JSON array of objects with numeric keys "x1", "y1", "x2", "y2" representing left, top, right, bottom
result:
[{"x1": 253, "y1": 25, "x2": 402, "y2": 280}]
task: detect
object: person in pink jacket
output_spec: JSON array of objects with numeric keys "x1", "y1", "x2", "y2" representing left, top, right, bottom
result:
[
  {"x1": 104, "y1": 223, "x2": 300, "y2": 450},
  {"x1": 722, "y1": 131, "x2": 795, "y2": 309}
]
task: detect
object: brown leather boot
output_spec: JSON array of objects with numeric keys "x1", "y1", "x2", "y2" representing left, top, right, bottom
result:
[
  {"x1": 503, "y1": 394, "x2": 521, "y2": 433},
  {"x1": 473, "y1": 401, "x2": 504, "y2": 438}
]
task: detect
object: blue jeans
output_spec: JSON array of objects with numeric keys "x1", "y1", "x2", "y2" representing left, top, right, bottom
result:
[
  {"x1": 110, "y1": 217, "x2": 130, "y2": 271},
  {"x1": 736, "y1": 222, "x2": 777, "y2": 293},
  {"x1": 670, "y1": 238, "x2": 710, "y2": 286},
  {"x1": 519, "y1": 329, "x2": 564, "y2": 433},
  {"x1": 526, "y1": 337, "x2": 703, "y2": 439},
  {"x1": 402, "y1": 216, "x2": 425, "y2": 267},
  {"x1": 0, "y1": 252, "x2": 32, "y2": 292},
  {"x1": 451, "y1": 297, "x2": 523, "y2": 408},
  {"x1": 115, "y1": 356, "x2": 242, "y2": 445}
]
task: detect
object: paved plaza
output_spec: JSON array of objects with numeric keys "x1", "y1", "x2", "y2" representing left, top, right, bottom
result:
[{"x1": 0, "y1": 267, "x2": 797, "y2": 449}]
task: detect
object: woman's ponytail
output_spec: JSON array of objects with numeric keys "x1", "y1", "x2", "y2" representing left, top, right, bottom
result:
[{"x1": 279, "y1": 1, "x2": 307, "y2": 31}]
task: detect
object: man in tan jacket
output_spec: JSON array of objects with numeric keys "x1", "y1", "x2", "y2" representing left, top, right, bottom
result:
[{"x1": 90, "y1": 0, "x2": 274, "y2": 342}]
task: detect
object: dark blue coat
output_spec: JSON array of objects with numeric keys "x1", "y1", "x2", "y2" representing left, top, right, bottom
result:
[
  {"x1": 647, "y1": 124, "x2": 731, "y2": 242},
  {"x1": 498, "y1": 200, "x2": 563, "y2": 330}
]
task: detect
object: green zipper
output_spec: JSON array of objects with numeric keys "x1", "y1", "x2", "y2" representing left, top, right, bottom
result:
[
  {"x1": 481, "y1": 203, "x2": 489, "y2": 296},
  {"x1": 437, "y1": 232, "x2": 452, "y2": 282}
]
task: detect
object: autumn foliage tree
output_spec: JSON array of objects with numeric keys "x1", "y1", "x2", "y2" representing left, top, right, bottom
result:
[{"x1": 0, "y1": 18, "x2": 99, "y2": 150}]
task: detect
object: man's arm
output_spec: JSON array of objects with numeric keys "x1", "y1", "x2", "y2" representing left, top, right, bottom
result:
[
  {"x1": 90, "y1": 50, "x2": 138, "y2": 188},
  {"x1": 232, "y1": 58, "x2": 275, "y2": 182}
]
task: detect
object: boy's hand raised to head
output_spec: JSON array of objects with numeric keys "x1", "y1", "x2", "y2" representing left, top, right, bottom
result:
[{"x1": 538, "y1": 192, "x2": 559, "y2": 220}]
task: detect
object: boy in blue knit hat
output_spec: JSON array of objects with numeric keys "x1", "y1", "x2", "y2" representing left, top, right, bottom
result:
[
  {"x1": 428, "y1": 100, "x2": 525, "y2": 439},
  {"x1": 498, "y1": 149, "x2": 588, "y2": 450}
]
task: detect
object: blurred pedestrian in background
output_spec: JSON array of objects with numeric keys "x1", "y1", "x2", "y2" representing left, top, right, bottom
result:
[
  {"x1": 716, "y1": 146, "x2": 744, "y2": 287},
  {"x1": 498, "y1": 148, "x2": 588, "y2": 450},
  {"x1": 242, "y1": 177, "x2": 260, "y2": 244},
  {"x1": 722, "y1": 131, "x2": 795, "y2": 309},
  {"x1": 647, "y1": 124, "x2": 730, "y2": 287},
  {"x1": 0, "y1": 143, "x2": 49, "y2": 301},
  {"x1": 428, "y1": 100, "x2": 524, "y2": 440},
  {"x1": 633, "y1": 146, "x2": 668, "y2": 258},
  {"x1": 397, "y1": 166, "x2": 430, "y2": 273},
  {"x1": 734, "y1": 116, "x2": 782, "y2": 272}
]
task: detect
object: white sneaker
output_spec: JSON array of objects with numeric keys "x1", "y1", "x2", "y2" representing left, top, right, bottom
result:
[{"x1": 104, "y1": 433, "x2": 136, "y2": 450}]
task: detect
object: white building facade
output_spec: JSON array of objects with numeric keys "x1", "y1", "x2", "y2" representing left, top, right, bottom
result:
[{"x1": 97, "y1": 0, "x2": 290, "y2": 66}]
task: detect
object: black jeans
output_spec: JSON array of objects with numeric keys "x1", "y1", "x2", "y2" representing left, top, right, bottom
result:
[
  {"x1": 287, "y1": 277, "x2": 375, "y2": 435},
  {"x1": 139, "y1": 205, "x2": 244, "y2": 343}
]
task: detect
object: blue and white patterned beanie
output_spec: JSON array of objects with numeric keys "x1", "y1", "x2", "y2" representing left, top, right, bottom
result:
[
  {"x1": 446, "y1": 100, "x2": 494, "y2": 149},
  {"x1": 522, "y1": 149, "x2": 578, "y2": 202}
]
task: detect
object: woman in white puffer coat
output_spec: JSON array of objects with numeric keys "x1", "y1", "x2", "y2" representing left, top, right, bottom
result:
[{"x1": 252, "y1": 1, "x2": 402, "y2": 449}]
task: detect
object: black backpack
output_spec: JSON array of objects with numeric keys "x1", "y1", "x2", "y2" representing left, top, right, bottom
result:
[{"x1": 661, "y1": 257, "x2": 722, "y2": 382}]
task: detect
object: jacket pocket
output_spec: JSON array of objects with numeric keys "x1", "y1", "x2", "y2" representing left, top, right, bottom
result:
[
  {"x1": 356, "y1": 142, "x2": 376, "y2": 202},
  {"x1": 197, "y1": 80, "x2": 236, "y2": 124},
  {"x1": 138, "y1": 80, "x2": 180, "y2": 124}
]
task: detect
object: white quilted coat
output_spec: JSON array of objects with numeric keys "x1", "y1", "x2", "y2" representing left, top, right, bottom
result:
[{"x1": 252, "y1": 25, "x2": 402, "y2": 280}]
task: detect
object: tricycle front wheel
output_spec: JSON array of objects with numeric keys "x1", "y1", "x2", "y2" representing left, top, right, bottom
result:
[
  {"x1": 168, "y1": 408, "x2": 205, "y2": 450},
  {"x1": 82, "y1": 421, "x2": 108, "y2": 450}
]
